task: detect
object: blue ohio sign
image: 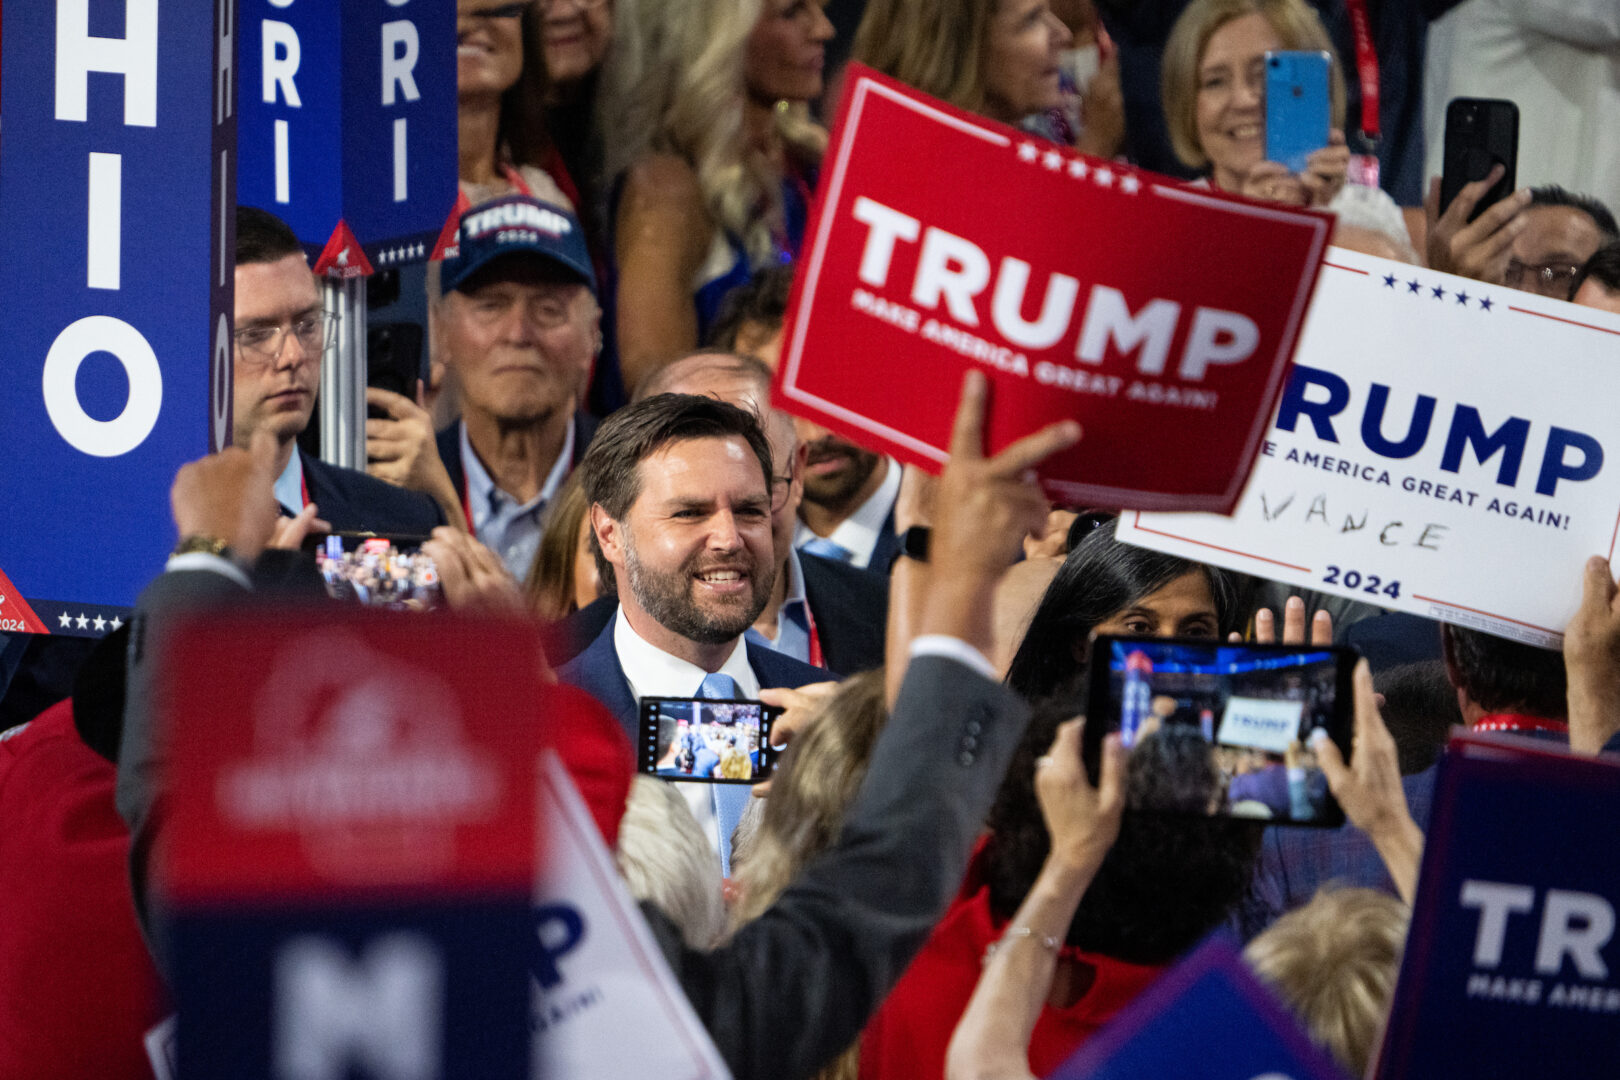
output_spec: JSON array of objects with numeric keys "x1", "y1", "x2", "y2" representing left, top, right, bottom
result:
[
  {"x1": 0, "y1": 0, "x2": 236, "y2": 636},
  {"x1": 236, "y1": 0, "x2": 457, "y2": 276}
]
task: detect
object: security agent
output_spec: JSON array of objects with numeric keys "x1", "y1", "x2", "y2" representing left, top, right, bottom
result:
[{"x1": 231, "y1": 207, "x2": 445, "y2": 535}]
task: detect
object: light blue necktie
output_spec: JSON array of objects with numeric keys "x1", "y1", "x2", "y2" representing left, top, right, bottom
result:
[
  {"x1": 696, "y1": 672, "x2": 752, "y2": 876},
  {"x1": 800, "y1": 536, "x2": 855, "y2": 563}
]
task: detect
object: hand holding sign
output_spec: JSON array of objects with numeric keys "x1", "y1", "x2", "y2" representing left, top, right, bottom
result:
[
  {"x1": 1312, "y1": 661, "x2": 1422, "y2": 903},
  {"x1": 1564, "y1": 556, "x2": 1620, "y2": 756}
]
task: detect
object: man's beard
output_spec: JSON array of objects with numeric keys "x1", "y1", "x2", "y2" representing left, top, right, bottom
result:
[
  {"x1": 623, "y1": 532, "x2": 775, "y2": 645},
  {"x1": 801, "y1": 438, "x2": 882, "y2": 508}
]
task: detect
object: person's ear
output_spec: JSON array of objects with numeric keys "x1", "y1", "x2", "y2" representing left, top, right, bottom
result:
[{"x1": 591, "y1": 503, "x2": 625, "y2": 567}]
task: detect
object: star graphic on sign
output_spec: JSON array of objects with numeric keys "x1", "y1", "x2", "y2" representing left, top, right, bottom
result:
[
  {"x1": 1067, "y1": 158, "x2": 1088, "y2": 180},
  {"x1": 58, "y1": 611, "x2": 72, "y2": 628},
  {"x1": 110, "y1": 616, "x2": 124, "y2": 631},
  {"x1": 1017, "y1": 141, "x2": 1039, "y2": 163},
  {"x1": 92, "y1": 615, "x2": 106, "y2": 632},
  {"x1": 1455, "y1": 290, "x2": 1470, "y2": 306},
  {"x1": 1094, "y1": 166, "x2": 1114, "y2": 188},
  {"x1": 1406, "y1": 279, "x2": 1421, "y2": 294},
  {"x1": 75, "y1": 613, "x2": 89, "y2": 629},
  {"x1": 1431, "y1": 284, "x2": 1446, "y2": 300},
  {"x1": 1042, "y1": 150, "x2": 1063, "y2": 171},
  {"x1": 1119, "y1": 174, "x2": 1141, "y2": 194},
  {"x1": 1383, "y1": 274, "x2": 1398, "y2": 288},
  {"x1": 1479, "y1": 296, "x2": 1493, "y2": 311}
]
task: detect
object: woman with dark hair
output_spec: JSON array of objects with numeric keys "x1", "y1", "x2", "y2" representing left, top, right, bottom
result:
[
  {"x1": 1005, "y1": 516, "x2": 1242, "y2": 702},
  {"x1": 860, "y1": 695, "x2": 1264, "y2": 1079},
  {"x1": 457, "y1": 0, "x2": 572, "y2": 206},
  {"x1": 861, "y1": 523, "x2": 1254, "y2": 1079}
]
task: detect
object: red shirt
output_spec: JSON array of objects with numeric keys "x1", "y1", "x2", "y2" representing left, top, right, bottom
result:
[
  {"x1": 859, "y1": 873, "x2": 1164, "y2": 1080},
  {"x1": 0, "y1": 702, "x2": 166, "y2": 1080}
]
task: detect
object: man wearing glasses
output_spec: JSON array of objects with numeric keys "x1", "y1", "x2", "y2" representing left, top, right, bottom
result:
[
  {"x1": 1428, "y1": 179, "x2": 1616, "y2": 301},
  {"x1": 233, "y1": 207, "x2": 445, "y2": 533}
]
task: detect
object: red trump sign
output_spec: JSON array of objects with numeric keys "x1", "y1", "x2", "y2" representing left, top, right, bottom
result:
[{"x1": 775, "y1": 66, "x2": 1333, "y2": 512}]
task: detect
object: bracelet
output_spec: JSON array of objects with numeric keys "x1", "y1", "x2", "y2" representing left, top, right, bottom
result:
[{"x1": 982, "y1": 925, "x2": 1063, "y2": 965}]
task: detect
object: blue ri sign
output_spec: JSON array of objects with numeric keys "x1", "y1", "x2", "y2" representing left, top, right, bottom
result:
[{"x1": 236, "y1": 0, "x2": 458, "y2": 275}]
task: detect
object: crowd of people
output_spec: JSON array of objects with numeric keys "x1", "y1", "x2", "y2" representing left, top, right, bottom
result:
[{"x1": 3, "y1": 0, "x2": 1619, "y2": 1077}]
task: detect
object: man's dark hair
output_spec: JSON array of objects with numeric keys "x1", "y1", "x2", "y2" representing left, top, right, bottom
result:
[
  {"x1": 1441, "y1": 625, "x2": 1566, "y2": 720},
  {"x1": 1570, "y1": 239, "x2": 1620, "y2": 301},
  {"x1": 985, "y1": 691, "x2": 1262, "y2": 965},
  {"x1": 1005, "y1": 518, "x2": 1242, "y2": 702},
  {"x1": 705, "y1": 265, "x2": 795, "y2": 352},
  {"x1": 579, "y1": 394, "x2": 776, "y2": 580},
  {"x1": 237, "y1": 206, "x2": 304, "y2": 267},
  {"x1": 1529, "y1": 185, "x2": 1619, "y2": 240},
  {"x1": 1375, "y1": 661, "x2": 1462, "y2": 775}
]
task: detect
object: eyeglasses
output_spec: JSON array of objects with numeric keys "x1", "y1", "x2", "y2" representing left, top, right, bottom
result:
[
  {"x1": 1504, "y1": 259, "x2": 1581, "y2": 295},
  {"x1": 537, "y1": 0, "x2": 608, "y2": 13},
  {"x1": 234, "y1": 311, "x2": 337, "y2": 365},
  {"x1": 464, "y1": 1, "x2": 528, "y2": 19}
]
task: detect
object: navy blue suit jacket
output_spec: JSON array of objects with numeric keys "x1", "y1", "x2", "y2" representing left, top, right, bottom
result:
[
  {"x1": 557, "y1": 616, "x2": 829, "y2": 743},
  {"x1": 301, "y1": 455, "x2": 445, "y2": 535},
  {"x1": 436, "y1": 411, "x2": 598, "y2": 506}
]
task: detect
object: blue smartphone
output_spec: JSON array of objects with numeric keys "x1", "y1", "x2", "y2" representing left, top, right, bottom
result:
[{"x1": 1264, "y1": 50, "x2": 1331, "y2": 175}]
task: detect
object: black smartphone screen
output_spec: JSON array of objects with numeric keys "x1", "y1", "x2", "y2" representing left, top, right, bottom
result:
[
  {"x1": 1083, "y1": 635, "x2": 1358, "y2": 827},
  {"x1": 638, "y1": 696, "x2": 781, "y2": 785},
  {"x1": 306, "y1": 532, "x2": 441, "y2": 611},
  {"x1": 1440, "y1": 97, "x2": 1519, "y2": 223}
]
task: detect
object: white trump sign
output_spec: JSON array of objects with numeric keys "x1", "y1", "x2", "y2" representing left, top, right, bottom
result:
[
  {"x1": 1119, "y1": 247, "x2": 1620, "y2": 647},
  {"x1": 1217, "y1": 697, "x2": 1305, "y2": 754},
  {"x1": 531, "y1": 754, "x2": 731, "y2": 1080}
]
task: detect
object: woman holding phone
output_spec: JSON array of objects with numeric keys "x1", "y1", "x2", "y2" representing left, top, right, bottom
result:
[{"x1": 1158, "y1": 0, "x2": 1371, "y2": 212}]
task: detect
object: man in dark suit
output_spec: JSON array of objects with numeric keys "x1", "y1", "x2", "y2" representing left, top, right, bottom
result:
[
  {"x1": 119, "y1": 368, "x2": 1082, "y2": 1080},
  {"x1": 233, "y1": 207, "x2": 445, "y2": 536},
  {"x1": 365, "y1": 195, "x2": 600, "y2": 581},
  {"x1": 553, "y1": 351, "x2": 888, "y2": 675},
  {"x1": 556, "y1": 394, "x2": 828, "y2": 743}
]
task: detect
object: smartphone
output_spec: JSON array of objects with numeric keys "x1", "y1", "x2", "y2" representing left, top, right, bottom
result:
[
  {"x1": 306, "y1": 532, "x2": 442, "y2": 611},
  {"x1": 638, "y1": 696, "x2": 782, "y2": 785},
  {"x1": 1439, "y1": 98, "x2": 1519, "y2": 223},
  {"x1": 1083, "y1": 635, "x2": 1358, "y2": 827},
  {"x1": 366, "y1": 321, "x2": 425, "y2": 417},
  {"x1": 1264, "y1": 51, "x2": 1331, "y2": 175}
]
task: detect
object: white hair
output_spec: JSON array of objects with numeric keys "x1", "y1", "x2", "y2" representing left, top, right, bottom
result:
[{"x1": 615, "y1": 777, "x2": 728, "y2": 950}]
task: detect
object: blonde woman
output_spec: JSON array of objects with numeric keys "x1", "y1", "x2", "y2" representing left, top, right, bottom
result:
[
  {"x1": 601, "y1": 0, "x2": 832, "y2": 399},
  {"x1": 851, "y1": 0, "x2": 1124, "y2": 157}
]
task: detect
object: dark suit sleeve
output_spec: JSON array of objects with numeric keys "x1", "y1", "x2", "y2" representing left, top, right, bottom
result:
[
  {"x1": 644, "y1": 654, "x2": 1029, "y2": 1080},
  {"x1": 115, "y1": 567, "x2": 249, "y2": 956}
]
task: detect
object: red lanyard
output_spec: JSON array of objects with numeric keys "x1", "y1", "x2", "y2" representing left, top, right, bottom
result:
[
  {"x1": 297, "y1": 470, "x2": 309, "y2": 512},
  {"x1": 803, "y1": 600, "x2": 824, "y2": 670},
  {"x1": 1344, "y1": 0, "x2": 1380, "y2": 145},
  {"x1": 460, "y1": 465, "x2": 476, "y2": 533}
]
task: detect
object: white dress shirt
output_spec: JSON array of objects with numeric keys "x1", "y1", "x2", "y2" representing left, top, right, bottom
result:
[
  {"x1": 613, "y1": 607, "x2": 759, "y2": 851},
  {"x1": 794, "y1": 456, "x2": 901, "y2": 570}
]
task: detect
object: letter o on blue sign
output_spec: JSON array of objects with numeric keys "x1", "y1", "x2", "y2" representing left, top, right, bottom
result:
[
  {"x1": 213, "y1": 312, "x2": 232, "y2": 452},
  {"x1": 42, "y1": 316, "x2": 163, "y2": 457}
]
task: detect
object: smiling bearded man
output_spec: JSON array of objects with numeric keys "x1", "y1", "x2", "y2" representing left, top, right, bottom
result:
[{"x1": 557, "y1": 393, "x2": 827, "y2": 746}]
